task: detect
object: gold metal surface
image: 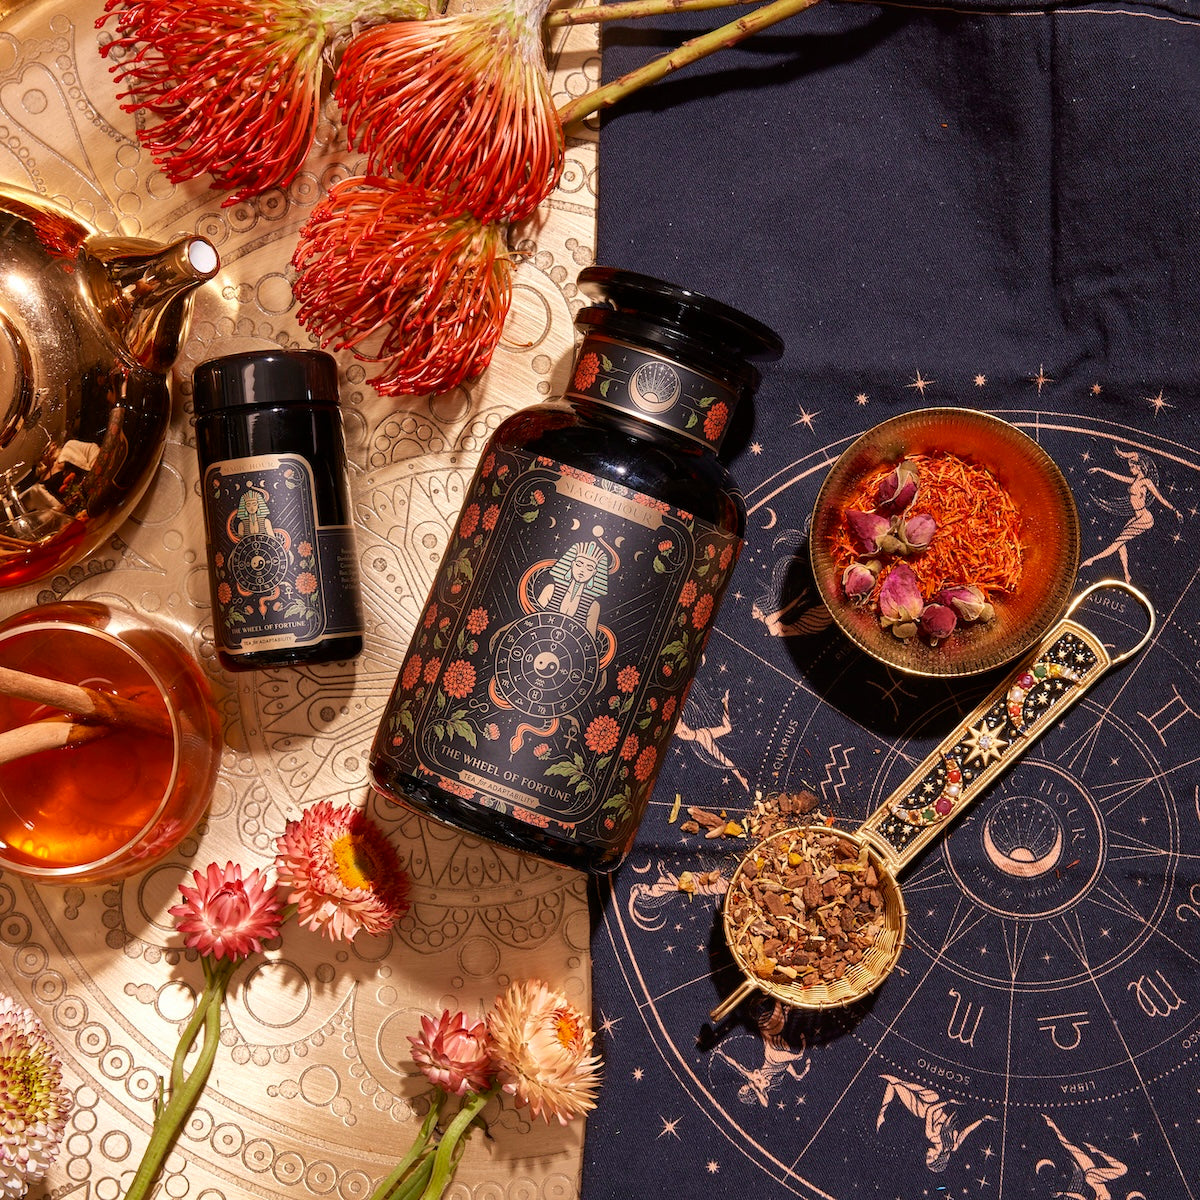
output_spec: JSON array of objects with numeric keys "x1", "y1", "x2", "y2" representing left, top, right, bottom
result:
[
  {"x1": 0, "y1": 0, "x2": 599, "y2": 1195},
  {"x1": 810, "y1": 406, "x2": 1081, "y2": 677}
]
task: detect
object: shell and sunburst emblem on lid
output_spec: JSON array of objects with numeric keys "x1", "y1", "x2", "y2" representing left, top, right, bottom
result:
[{"x1": 628, "y1": 360, "x2": 683, "y2": 414}]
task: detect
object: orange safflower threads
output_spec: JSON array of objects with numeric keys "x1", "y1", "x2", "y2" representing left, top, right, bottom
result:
[{"x1": 831, "y1": 452, "x2": 1024, "y2": 602}]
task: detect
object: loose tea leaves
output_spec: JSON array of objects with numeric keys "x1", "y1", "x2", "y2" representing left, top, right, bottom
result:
[{"x1": 727, "y1": 827, "x2": 887, "y2": 990}]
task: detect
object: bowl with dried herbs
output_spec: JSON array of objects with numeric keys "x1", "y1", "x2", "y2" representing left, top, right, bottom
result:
[{"x1": 810, "y1": 406, "x2": 1080, "y2": 677}]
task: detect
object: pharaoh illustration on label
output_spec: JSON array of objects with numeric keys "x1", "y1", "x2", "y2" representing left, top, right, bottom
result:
[
  {"x1": 374, "y1": 447, "x2": 742, "y2": 848},
  {"x1": 203, "y1": 453, "x2": 358, "y2": 653}
]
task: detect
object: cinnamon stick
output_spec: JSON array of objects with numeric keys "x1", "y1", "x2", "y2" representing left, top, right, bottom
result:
[
  {"x1": 0, "y1": 717, "x2": 111, "y2": 766},
  {"x1": 0, "y1": 664, "x2": 174, "y2": 738}
]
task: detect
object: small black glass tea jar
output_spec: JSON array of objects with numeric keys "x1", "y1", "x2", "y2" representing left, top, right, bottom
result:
[
  {"x1": 369, "y1": 267, "x2": 783, "y2": 872},
  {"x1": 192, "y1": 349, "x2": 364, "y2": 671}
]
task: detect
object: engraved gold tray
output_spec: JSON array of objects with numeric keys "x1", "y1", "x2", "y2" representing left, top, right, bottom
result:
[{"x1": 0, "y1": 1, "x2": 597, "y2": 1194}]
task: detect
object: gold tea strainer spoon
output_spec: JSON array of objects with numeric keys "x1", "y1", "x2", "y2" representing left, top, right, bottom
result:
[{"x1": 710, "y1": 580, "x2": 1155, "y2": 1019}]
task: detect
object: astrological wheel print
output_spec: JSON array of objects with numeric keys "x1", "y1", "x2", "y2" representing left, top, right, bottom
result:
[
  {"x1": 228, "y1": 532, "x2": 290, "y2": 593},
  {"x1": 492, "y1": 609, "x2": 602, "y2": 720},
  {"x1": 597, "y1": 410, "x2": 1200, "y2": 1199}
]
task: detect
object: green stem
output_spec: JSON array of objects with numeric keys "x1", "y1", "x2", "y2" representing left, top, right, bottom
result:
[
  {"x1": 367, "y1": 1096, "x2": 443, "y2": 1200},
  {"x1": 419, "y1": 1085, "x2": 500, "y2": 1200},
  {"x1": 546, "y1": 0, "x2": 758, "y2": 26},
  {"x1": 555, "y1": 0, "x2": 823, "y2": 126},
  {"x1": 382, "y1": 1152, "x2": 436, "y2": 1200},
  {"x1": 124, "y1": 958, "x2": 235, "y2": 1200}
]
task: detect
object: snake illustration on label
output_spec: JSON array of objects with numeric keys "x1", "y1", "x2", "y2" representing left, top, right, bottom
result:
[
  {"x1": 375, "y1": 447, "x2": 742, "y2": 847},
  {"x1": 203, "y1": 453, "x2": 360, "y2": 654}
]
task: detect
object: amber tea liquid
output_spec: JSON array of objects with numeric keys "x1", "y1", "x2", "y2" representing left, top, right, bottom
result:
[{"x1": 0, "y1": 606, "x2": 219, "y2": 881}]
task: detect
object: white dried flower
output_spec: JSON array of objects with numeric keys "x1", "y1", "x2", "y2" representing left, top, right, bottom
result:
[{"x1": 0, "y1": 994, "x2": 71, "y2": 1195}]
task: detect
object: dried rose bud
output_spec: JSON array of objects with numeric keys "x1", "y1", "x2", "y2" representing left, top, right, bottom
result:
[
  {"x1": 846, "y1": 509, "x2": 898, "y2": 556},
  {"x1": 876, "y1": 459, "x2": 919, "y2": 513},
  {"x1": 879, "y1": 562, "x2": 923, "y2": 640},
  {"x1": 841, "y1": 559, "x2": 880, "y2": 604},
  {"x1": 937, "y1": 583, "x2": 995, "y2": 624},
  {"x1": 899, "y1": 511, "x2": 937, "y2": 552},
  {"x1": 920, "y1": 602, "x2": 957, "y2": 644}
]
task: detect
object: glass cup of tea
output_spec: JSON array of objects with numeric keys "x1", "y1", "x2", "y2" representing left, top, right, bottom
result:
[{"x1": 0, "y1": 601, "x2": 221, "y2": 884}]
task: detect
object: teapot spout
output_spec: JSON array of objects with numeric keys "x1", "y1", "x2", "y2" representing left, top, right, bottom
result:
[{"x1": 85, "y1": 233, "x2": 220, "y2": 373}]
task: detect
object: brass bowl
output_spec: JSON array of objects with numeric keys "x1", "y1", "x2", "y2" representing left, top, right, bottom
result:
[{"x1": 810, "y1": 407, "x2": 1080, "y2": 677}]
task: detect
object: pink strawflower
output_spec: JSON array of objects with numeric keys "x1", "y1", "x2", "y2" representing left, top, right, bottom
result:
[
  {"x1": 409, "y1": 1010, "x2": 496, "y2": 1097},
  {"x1": 335, "y1": 0, "x2": 563, "y2": 223},
  {"x1": 274, "y1": 801, "x2": 410, "y2": 940},
  {"x1": 97, "y1": 0, "x2": 426, "y2": 207},
  {"x1": 170, "y1": 862, "x2": 283, "y2": 961},
  {"x1": 486, "y1": 980, "x2": 601, "y2": 1125},
  {"x1": 291, "y1": 176, "x2": 513, "y2": 396},
  {"x1": 0, "y1": 995, "x2": 71, "y2": 1195}
]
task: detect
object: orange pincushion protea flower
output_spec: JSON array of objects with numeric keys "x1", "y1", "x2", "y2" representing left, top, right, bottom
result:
[
  {"x1": 291, "y1": 176, "x2": 514, "y2": 396},
  {"x1": 97, "y1": 0, "x2": 425, "y2": 207},
  {"x1": 335, "y1": 0, "x2": 563, "y2": 223}
]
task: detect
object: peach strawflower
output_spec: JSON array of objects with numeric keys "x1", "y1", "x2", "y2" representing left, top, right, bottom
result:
[
  {"x1": 291, "y1": 176, "x2": 513, "y2": 396},
  {"x1": 409, "y1": 1010, "x2": 496, "y2": 1097},
  {"x1": 0, "y1": 995, "x2": 71, "y2": 1195},
  {"x1": 170, "y1": 861, "x2": 283, "y2": 961},
  {"x1": 97, "y1": 0, "x2": 426, "y2": 206},
  {"x1": 486, "y1": 979, "x2": 601, "y2": 1125},
  {"x1": 274, "y1": 800, "x2": 410, "y2": 940},
  {"x1": 335, "y1": 0, "x2": 563, "y2": 223}
]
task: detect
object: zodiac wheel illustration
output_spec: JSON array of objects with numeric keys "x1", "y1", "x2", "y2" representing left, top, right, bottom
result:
[
  {"x1": 492, "y1": 610, "x2": 601, "y2": 720},
  {"x1": 595, "y1": 409, "x2": 1200, "y2": 1199},
  {"x1": 228, "y1": 532, "x2": 290, "y2": 593}
]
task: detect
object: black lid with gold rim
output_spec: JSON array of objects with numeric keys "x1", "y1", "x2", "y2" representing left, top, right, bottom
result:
[{"x1": 570, "y1": 267, "x2": 783, "y2": 452}]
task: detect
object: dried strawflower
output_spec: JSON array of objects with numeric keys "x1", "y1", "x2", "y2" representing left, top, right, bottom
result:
[
  {"x1": 98, "y1": 0, "x2": 426, "y2": 207},
  {"x1": 487, "y1": 979, "x2": 601, "y2": 1125},
  {"x1": 410, "y1": 1010, "x2": 495, "y2": 1097},
  {"x1": 879, "y1": 562, "x2": 924, "y2": 640},
  {"x1": 274, "y1": 798, "x2": 411, "y2": 939},
  {"x1": 125, "y1": 862, "x2": 283, "y2": 1200},
  {"x1": 291, "y1": 176, "x2": 513, "y2": 396},
  {"x1": 0, "y1": 995, "x2": 71, "y2": 1196},
  {"x1": 336, "y1": 0, "x2": 563, "y2": 223},
  {"x1": 170, "y1": 861, "x2": 282, "y2": 960}
]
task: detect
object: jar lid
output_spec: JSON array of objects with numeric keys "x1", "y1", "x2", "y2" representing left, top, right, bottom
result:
[
  {"x1": 575, "y1": 267, "x2": 783, "y2": 370},
  {"x1": 192, "y1": 349, "x2": 339, "y2": 415},
  {"x1": 570, "y1": 268, "x2": 782, "y2": 452}
]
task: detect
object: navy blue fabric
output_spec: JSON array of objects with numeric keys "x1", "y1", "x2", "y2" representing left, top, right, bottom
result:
[{"x1": 584, "y1": 4, "x2": 1200, "y2": 1197}]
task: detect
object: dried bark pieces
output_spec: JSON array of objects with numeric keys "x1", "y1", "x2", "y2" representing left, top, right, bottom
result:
[{"x1": 727, "y1": 828, "x2": 887, "y2": 991}]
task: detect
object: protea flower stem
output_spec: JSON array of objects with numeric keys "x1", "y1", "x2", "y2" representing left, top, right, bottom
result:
[
  {"x1": 556, "y1": 0, "x2": 822, "y2": 125},
  {"x1": 546, "y1": 0, "x2": 757, "y2": 27}
]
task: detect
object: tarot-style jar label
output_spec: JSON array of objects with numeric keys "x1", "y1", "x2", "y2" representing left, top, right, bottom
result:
[
  {"x1": 374, "y1": 447, "x2": 742, "y2": 850},
  {"x1": 203, "y1": 453, "x2": 362, "y2": 655}
]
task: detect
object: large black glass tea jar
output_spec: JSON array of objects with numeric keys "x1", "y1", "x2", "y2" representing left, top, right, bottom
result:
[{"x1": 370, "y1": 267, "x2": 783, "y2": 872}]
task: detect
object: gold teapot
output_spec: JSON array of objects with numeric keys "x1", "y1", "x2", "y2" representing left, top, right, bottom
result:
[{"x1": 0, "y1": 184, "x2": 218, "y2": 587}]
